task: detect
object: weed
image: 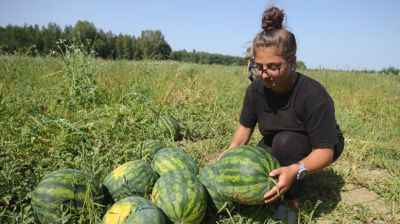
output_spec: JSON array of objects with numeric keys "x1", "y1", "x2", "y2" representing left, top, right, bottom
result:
[{"x1": 0, "y1": 52, "x2": 399, "y2": 223}]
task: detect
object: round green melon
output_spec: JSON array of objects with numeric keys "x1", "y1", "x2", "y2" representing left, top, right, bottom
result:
[
  {"x1": 157, "y1": 115, "x2": 181, "y2": 141},
  {"x1": 102, "y1": 196, "x2": 166, "y2": 224},
  {"x1": 216, "y1": 145, "x2": 280, "y2": 205},
  {"x1": 198, "y1": 163, "x2": 234, "y2": 212},
  {"x1": 151, "y1": 147, "x2": 198, "y2": 176},
  {"x1": 135, "y1": 139, "x2": 164, "y2": 162},
  {"x1": 31, "y1": 169, "x2": 104, "y2": 223},
  {"x1": 151, "y1": 169, "x2": 207, "y2": 224},
  {"x1": 103, "y1": 160, "x2": 158, "y2": 201}
]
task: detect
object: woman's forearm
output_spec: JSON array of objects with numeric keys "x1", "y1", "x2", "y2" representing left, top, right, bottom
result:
[
  {"x1": 296, "y1": 147, "x2": 334, "y2": 174},
  {"x1": 218, "y1": 125, "x2": 254, "y2": 161},
  {"x1": 228, "y1": 125, "x2": 254, "y2": 149}
]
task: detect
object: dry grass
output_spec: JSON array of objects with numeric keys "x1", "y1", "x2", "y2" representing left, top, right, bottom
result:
[{"x1": 0, "y1": 50, "x2": 399, "y2": 223}]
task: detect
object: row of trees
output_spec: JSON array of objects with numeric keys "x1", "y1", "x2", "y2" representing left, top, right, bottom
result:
[
  {"x1": 2, "y1": 21, "x2": 398, "y2": 73},
  {"x1": 172, "y1": 50, "x2": 246, "y2": 66},
  {"x1": 0, "y1": 21, "x2": 172, "y2": 60},
  {"x1": 0, "y1": 21, "x2": 247, "y2": 65},
  {"x1": 375, "y1": 66, "x2": 399, "y2": 75}
]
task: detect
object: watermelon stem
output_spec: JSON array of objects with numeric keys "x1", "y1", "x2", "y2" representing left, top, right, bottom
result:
[{"x1": 268, "y1": 177, "x2": 281, "y2": 196}]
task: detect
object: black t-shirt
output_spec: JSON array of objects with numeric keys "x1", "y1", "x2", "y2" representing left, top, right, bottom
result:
[{"x1": 240, "y1": 72, "x2": 342, "y2": 148}]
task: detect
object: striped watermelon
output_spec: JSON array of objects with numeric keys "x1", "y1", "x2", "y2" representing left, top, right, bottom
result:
[
  {"x1": 135, "y1": 139, "x2": 164, "y2": 162},
  {"x1": 198, "y1": 163, "x2": 234, "y2": 212},
  {"x1": 216, "y1": 145, "x2": 280, "y2": 205},
  {"x1": 102, "y1": 196, "x2": 166, "y2": 224},
  {"x1": 31, "y1": 169, "x2": 103, "y2": 223},
  {"x1": 157, "y1": 115, "x2": 181, "y2": 141},
  {"x1": 103, "y1": 160, "x2": 158, "y2": 201},
  {"x1": 151, "y1": 147, "x2": 198, "y2": 176},
  {"x1": 151, "y1": 169, "x2": 207, "y2": 224}
]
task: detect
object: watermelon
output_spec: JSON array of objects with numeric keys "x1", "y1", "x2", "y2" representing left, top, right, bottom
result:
[
  {"x1": 103, "y1": 160, "x2": 158, "y2": 201},
  {"x1": 151, "y1": 169, "x2": 207, "y2": 224},
  {"x1": 102, "y1": 196, "x2": 166, "y2": 224},
  {"x1": 31, "y1": 169, "x2": 103, "y2": 223},
  {"x1": 135, "y1": 139, "x2": 164, "y2": 162},
  {"x1": 151, "y1": 147, "x2": 198, "y2": 176},
  {"x1": 157, "y1": 115, "x2": 181, "y2": 141},
  {"x1": 216, "y1": 145, "x2": 280, "y2": 205},
  {"x1": 198, "y1": 163, "x2": 234, "y2": 212}
]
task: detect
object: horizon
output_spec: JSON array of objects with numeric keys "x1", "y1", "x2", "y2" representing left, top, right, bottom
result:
[{"x1": 1, "y1": 0, "x2": 399, "y2": 70}]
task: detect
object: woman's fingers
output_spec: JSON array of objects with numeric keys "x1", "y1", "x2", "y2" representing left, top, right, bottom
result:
[
  {"x1": 264, "y1": 185, "x2": 286, "y2": 203},
  {"x1": 264, "y1": 185, "x2": 279, "y2": 199},
  {"x1": 264, "y1": 181, "x2": 287, "y2": 203},
  {"x1": 269, "y1": 168, "x2": 280, "y2": 177}
]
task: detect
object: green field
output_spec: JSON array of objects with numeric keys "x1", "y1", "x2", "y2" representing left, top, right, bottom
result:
[{"x1": 0, "y1": 47, "x2": 399, "y2": 223}]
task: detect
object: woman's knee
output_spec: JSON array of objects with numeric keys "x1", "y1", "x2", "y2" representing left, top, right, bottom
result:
[{"x1": 271, "y1": 131, "x2": 312, "y2": 166}]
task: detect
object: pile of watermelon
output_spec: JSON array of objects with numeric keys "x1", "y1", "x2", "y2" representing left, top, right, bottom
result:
[{"x1": 30, "y1": 115, "x2": 280, "y2": 223}]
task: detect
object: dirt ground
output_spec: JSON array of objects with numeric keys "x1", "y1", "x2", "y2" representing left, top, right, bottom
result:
[{"x1": 315, "y1": 161, "x2": 399, "y2": 223}]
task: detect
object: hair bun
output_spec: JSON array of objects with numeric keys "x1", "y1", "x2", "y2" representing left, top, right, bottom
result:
[{"x1": 261, "y1": 7, "x2": 285, "y2": 31}]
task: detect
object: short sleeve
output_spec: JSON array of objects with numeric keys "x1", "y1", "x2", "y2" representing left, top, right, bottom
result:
[
  {"x1": 304, "y1": 98, "x2": 338, "y2": 148},
  {"x1": 239, "y1": 85, "x2": 257, "y2": 128}
]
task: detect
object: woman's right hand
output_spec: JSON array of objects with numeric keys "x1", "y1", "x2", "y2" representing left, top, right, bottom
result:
[{"x1": 264, "y1": 164, "x2": 298, "y2": 203}]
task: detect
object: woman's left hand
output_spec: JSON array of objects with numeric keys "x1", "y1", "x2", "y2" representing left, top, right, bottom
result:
[{"x1": 264, "y1": 164, "x2": 298, "y2": 203}]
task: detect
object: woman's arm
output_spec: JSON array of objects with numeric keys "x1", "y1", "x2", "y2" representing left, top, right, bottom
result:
[
  {"x1": 228, "y1": 124, "x2": 254, "y2": 148},
  {"x1": 264, "y1": 147, "x2": 333, "y2": 203},
  {"x1": 217, "y1": 124, "x2": 254, "y2": 160},
  {"x1": 297, "y1": 147, "x2": 333, "y2": 174}
]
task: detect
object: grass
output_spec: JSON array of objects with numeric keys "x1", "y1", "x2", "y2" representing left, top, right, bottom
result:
[{"x1": 0, "y1": 46, "x2": 399, "y2": 223}]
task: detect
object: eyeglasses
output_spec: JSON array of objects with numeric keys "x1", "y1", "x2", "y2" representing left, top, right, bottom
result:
[{"x1": 249, "y1": 61, "x2": 288, "y2": 78}]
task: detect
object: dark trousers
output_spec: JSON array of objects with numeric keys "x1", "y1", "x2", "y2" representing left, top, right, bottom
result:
[{"x1": 257, "y1": 131, "x2": 344, "y2": 199}]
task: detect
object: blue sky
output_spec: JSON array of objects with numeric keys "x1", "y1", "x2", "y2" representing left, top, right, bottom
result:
[{"x1": 1, "y1": 0, "x2": 399, "y2": 70}]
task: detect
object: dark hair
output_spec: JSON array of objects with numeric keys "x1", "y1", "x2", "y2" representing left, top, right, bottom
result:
[{"x1": 252, "y1": 7, "x2": 297, "y2": 60}]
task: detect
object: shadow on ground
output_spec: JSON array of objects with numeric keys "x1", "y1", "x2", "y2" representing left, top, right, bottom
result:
[{"x1": 300, "y1": 168, "x2": 345, "y2": 219}]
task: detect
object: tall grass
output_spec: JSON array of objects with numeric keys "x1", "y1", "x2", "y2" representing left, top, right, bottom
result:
[{"x1": 0, "y1": 46, "x2": 399, "y2": 223}]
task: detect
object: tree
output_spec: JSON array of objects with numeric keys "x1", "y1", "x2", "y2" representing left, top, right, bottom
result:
[
  {"x1": 41, "y1": 22, "x2": 62, "y2": 53},
  {"x1": 71, "y1": 21, "x2": 97, "y2": 46},
  {"x1": 380, "y1": 66, "x2": 399, "y2": 75},
  {"x1": 296, "y1": 60, "x2": 307, "y2": 70},
  {"x1": 93, "y1": 29, "x2": 108, "y2": 58},
  {"x1": 136, "y1": 30, "x2": 171, "y2": 60}
]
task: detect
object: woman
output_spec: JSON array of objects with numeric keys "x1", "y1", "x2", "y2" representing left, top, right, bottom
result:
[{"x1": 218, "y1": 6, "x2": 344, "y2": 220}]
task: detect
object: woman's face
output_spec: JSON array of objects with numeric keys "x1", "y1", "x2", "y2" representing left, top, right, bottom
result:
[{"x1": 254, "y1": 46, "x2": 294, "y2": 93}]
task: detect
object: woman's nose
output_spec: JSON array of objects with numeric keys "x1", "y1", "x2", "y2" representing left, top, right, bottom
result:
[{"x1": 261, "y1": 70, "x2": 270, "y2": 79}]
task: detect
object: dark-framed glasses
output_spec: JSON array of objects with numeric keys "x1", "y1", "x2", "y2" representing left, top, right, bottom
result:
[{"x1": 249, "y1": 60, "x2": 288, "y2": 78}]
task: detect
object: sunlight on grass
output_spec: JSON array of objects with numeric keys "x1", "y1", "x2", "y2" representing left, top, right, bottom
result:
[{"x1": 0, "y1": 52, "x2": 399, "y2": 223}]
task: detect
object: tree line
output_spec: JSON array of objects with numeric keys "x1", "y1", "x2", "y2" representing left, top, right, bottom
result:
[
  {"x1": 1, "y1": 21, "x2": 397, "y2": 74},
  {"x1": 0, "y1": 21, "x2": 247, "y2": 65}
]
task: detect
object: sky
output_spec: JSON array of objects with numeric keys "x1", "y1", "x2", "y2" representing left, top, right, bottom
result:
[{"x1": 0, "y1": 0, "x2": 399, "y2": 70}]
